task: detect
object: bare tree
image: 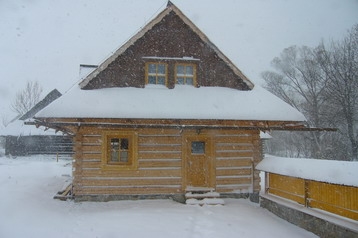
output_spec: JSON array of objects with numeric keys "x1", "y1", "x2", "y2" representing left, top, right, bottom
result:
[
  {"x1": 316, "y1": 24, "x2": 358, "y2": 161},
  {"x1": 11, "y1": 81, "x2": 43, "y2": 116},
  {"x1": 262, "y1": 45, "x2": 330, "y2": 159},
  {"x1": 262, "y1": 24, "x2": 358, "y2": 161}
]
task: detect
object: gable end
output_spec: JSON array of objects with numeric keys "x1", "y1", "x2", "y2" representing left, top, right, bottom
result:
[{"x1": 79, "y1": 3, "x2": 254, "y2": 90}]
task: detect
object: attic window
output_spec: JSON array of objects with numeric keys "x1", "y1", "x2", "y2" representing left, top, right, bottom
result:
[
  {"x1": 176, "y1": 64, "x2": 196, "y2": 85},
  {"x1": 146, "y1": 62, "x2": 167, "y2": 85}
]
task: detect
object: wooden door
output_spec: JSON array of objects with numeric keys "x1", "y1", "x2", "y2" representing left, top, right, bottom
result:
[{"x1": 185, "y1": 136, "x2": 212, "y2": 188}]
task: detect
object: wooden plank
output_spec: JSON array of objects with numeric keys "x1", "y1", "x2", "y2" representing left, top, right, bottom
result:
[
  {"x1": 138, "y1": 151, "x2": 181, "y2": 160},
  {"x1": 216, "y1": 158, "x2": 252, "y2": 167},
  {"x1": 137, "y1": 128, "x2": 181, "y2": 135},
  {"x1": 214, "y1": 130, "x2": 254, "y2": 135},
  {"x1": 216, "y1": 151, "x2": 253, "y2": 158},
  {"x1": 309, "y1": 200, "x2": 358, "y2": 221},
  {"x1": 138, "y1": 136, "x2": 181, "y2": 145},
  {"x1": 216, "y1": 168, "x2": 251, "y2": 177},
  {"x1": 77, "y1": 186, "x2": 182, "y2": 195},
  {"x1": 139, "y1": 160, "x2": 182, "y2": 168},
  {"x1": 269, "y1": 173, "x2": 305, "y2": 195},
  {"x1": 82, "y1": 145, "x2": 101, "y2": 152},
  {"x1": 81, "y1": 178, "x2": 182, "y2": 187},
  {"x1": 81, "y1": 161, "x2": 102, "y2": 169},
  {"x1": 307, "y1": 180, "x2": 358, "y2": 216},
  {"x1": 215, "y1": 144, "x2": 253, "y2": 151},
  {"x1": 216, "y1": 185, "x2": 251, "y2": 193},
  {"x1": 215, "y1": 136, "x2": 252, "y2": 144},
  {"x1": 269, "y1": 188, "x2": 305, "y2": 205},
  {"x1": 82, "y1": 135, "x2": 102, "y2": 144},
  {"x1": 139, "y1": 145, "x2": 181, "y2": 152},
  {"x1": 81, "y1": 169, "x2": 182, "y2": 178},
  {"x1": 81, "y1": 153, "x2": 102, "y2": 159},
  {"x1": 216, "y1": 177, "x2": 252, "y2": 185}
]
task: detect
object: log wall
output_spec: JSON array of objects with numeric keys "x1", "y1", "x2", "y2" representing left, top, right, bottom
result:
[{"x1": 72, "y1": 127, "x2": 261, "y2": 198}]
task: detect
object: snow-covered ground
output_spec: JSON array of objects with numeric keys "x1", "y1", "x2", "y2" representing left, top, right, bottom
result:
[{"x1": 0, "y1": 155, "x2": 317, "y2": 238}]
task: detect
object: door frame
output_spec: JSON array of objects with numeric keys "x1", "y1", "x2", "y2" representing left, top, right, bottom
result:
[{"x1": 182, "y1": 131, "x2": 215, "y2": 190}]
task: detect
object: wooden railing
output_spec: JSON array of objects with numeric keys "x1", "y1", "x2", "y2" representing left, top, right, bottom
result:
[{"x1": 267, "y1": 173, "x2": 358, "y2": 221}]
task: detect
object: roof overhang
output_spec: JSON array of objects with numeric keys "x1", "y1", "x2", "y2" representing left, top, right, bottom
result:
[{"x1": 27, "y1": 118, "x2": 335, "y2": 136}]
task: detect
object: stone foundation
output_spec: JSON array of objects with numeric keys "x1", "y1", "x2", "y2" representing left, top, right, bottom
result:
[{"x1": 260, "y1": 195, "x2": 358, "y2": 238}]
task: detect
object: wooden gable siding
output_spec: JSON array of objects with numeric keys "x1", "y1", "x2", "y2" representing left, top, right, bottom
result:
[
  {"x1": 72, "y1": 126, "x2": 260, "y2": 197},
  {"x1": 82, "y1": 11, "x2": 250, "y2": 91}
]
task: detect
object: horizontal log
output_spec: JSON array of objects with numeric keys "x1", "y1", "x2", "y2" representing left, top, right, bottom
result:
[
  {"x1": 216, "y1": 168, "x2": 252, "y2": 177},
  {"x1": 216, "y1": 151, "x2": 253, "y2": 158},
  {"x1": 215, "y1": 137, "x2": 252, "y2": 144},
  {"x1": 80, "y1": 153, "x2": 102, "y2": 159},
  {"x1": 76, "y1": 186, "x2": 182, "y2": 195},
  {"x1": 216, "y1": 158, "x2": 252, "y2": 167},
  {"x1": 138, "y1": 160, "x2": 182, "y2": 168},
  {"x1": 216, "y1": 184, "x2": 252, "y2": 192},
  {"x1": 82, "y1": 145, "x2": 102, "y2": 152},
  {"x1": 138, "y1": 136, "x2": 182, "y2": 145},
  {"x1": 82, "y1": 135, "x2": 102, "y2": 144},
  {"x1": 215, "y1": 144, "x2": 253, "y2": 151},
  {"x1": 81, "y1": 161, "x2": 102, "y2": 169},
  {"x1": 138, "y1": 152, "x2": 181, "y2": 160},
  {"x1": 216, "y1": 177, "x2": 252, "y2": 185},
  {"x1": 137, "y1": 128, "x2": 181, "y2": 135},
  {"x1": 139, "y1": 145, "x2": 182, "y2": 152},
  {"x1": 81, "y1": 169, "x2": 182, "y2": 178},
  {"x1": 81, "y1": 177, "x2": 182, "y2": 187}
]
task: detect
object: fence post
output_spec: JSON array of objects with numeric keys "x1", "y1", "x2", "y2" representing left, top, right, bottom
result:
[{"x1": 304, "y1": 179, "x2": 309, "y2": 207}]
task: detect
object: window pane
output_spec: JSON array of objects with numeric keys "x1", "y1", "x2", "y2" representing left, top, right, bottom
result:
[
  {"x1": 158, "y1": 76, "x2": 166, "y2": 85},
  {"x1": 191, "y1": 141, "x2": 205, "y2": 154},
  {"x1": 111, "y1": 151, "x2": 119, "y2": 162},
  {"x1": 177, "y1": 65, "x2": 184, "y2": 75},
  {"x1": 177, "y1": 77, "x2": 184, "y2": 85},
  {"x1": 157, "y1": 64, "x2": 166, "y2": 74},
  {"x1": 120, "y1": 151, "x2": 128, "y2": 162},
  {"x1": 186, "y1": 66, "x2": 193, "y2": 75},
  {"x1": 110, "y1": 138, "x2": 120, "y2": 162},
  {"x1": 148, "y1": 64, "x2": 156, "y2": 73},
  {"x1": 148, "y1": 76, "x2": 156, "y2": 84},
  {"x1": 186, "y1": 78, "x2": 193, "y2": 85},
  {"x1": 121, "y1": 138, "x2": 129, "y2": 150},
  {"x1": 111, "y1": 138, "x2": 119, "y2": 150}
]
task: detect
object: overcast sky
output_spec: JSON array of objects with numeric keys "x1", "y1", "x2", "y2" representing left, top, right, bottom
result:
[{"x1": 1, "y1": 0, "x2": 357, "y2": 122}]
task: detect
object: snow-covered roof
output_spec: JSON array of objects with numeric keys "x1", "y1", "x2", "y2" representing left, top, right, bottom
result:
[
  {"x1": 36, "y1": 85, "x2": 306, "y2": 122},
  {"x1": 256, "y1": 155, "x2": 358, "y2": 187}
]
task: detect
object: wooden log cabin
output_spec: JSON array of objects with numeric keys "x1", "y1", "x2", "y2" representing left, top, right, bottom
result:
[{"x1": 32, "y1": 2, "x2": 306, "y2": 202}]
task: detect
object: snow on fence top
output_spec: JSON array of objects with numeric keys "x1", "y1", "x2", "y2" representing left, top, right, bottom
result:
[
  {"x1": 36, "y1": 85, "x2": 306, "y2": 121},
  {"x1": 256, "y1": 155, "x2": 358, "y2": 187}
]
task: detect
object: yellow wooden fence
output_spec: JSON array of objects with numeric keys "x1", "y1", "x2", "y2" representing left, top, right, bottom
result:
[{"x1": 268, "y1": 173, "x2": 358, "y2": 221}]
